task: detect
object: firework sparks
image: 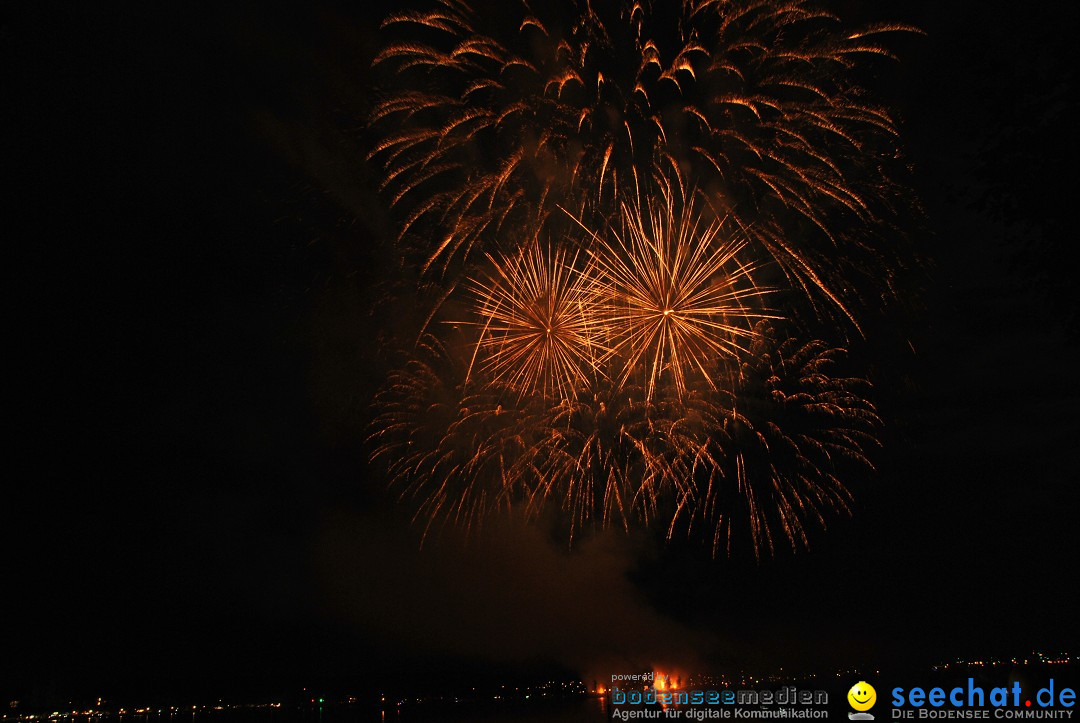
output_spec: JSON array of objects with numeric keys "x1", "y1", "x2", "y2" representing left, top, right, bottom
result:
[
  {"x1": 463, "y1": 242, "x2": 604, "y2": 401},
  {"x1": 366, "y1": 0, "x2": 914, "y2": 557},
  {"x1": 371, "y1": 0, "x2": 917, "y2": 323},
  {"x1": 368, "y1": 335, "x2": 535, "y2": 534},
  {"x1": 582, "y1": 186, "x2": 776, "y2": 401},
  {"x1": 369, "y1": 323, "x2": 878, "y2": 556},
  {"x1": 666, "y1": 323, "x2": 883, "y2": 558}
]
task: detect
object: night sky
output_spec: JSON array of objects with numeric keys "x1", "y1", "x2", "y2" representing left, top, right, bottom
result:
[{"x1": 6, "y1": 0, "x2": 1080, "y2": 704}]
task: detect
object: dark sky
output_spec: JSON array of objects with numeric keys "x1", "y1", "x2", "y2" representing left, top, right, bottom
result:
[{"x1": 6, "y1": 0, "x2": 1080, "y2": 704}]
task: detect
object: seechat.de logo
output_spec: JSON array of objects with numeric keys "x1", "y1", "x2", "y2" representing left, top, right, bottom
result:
[{"x1": 892, "y1": 679, "x2": 1075, "y2": 719}]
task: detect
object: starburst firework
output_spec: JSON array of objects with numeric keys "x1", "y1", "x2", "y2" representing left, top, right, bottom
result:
[
  {"x1": 463, "y1": 242, "x2": 602, "y2": 401},
  {"x1": 366, "y1": 0, "x2": 915, "y2": 556},
  {"x1": 585, "y1": 186, "x2": 775, "y2": 400}
]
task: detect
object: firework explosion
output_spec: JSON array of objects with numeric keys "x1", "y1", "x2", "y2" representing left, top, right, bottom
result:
[
  {"x1": 463, "y1": 243, "x2": 602, "y2": 401},
  {"x1": 585, "y1": 188, "x2": 773, "y2": 401},
  {"x1": 681, "y1": 326, "x2": 881, "y2": 557},
  {"x1": 371, "y1": 0, "x2": 916, "y2": 318},
  {"x1": 367, "y1": 0, "x2": 913, "y2": 556}
]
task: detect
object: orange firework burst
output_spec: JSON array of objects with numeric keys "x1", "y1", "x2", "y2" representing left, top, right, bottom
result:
[
  {"x1": 366, "y1": 0, "x2": 914, "y2": 557},
  {"x1": 673, "y1": 323, "x2": 882, "y2": 558},
  {"x1": 371, "y1": 0, "x2": 918, "y2": 324},
  {"x1": 368, "y1": 335, "x2": 548, "y2": 534},
  {"x1": 365, "y1": 182, "x2": 886, "y2": 556},
  {"x1": 463, "y1": 243, "x2": 603, "y2": 401},
  {"x1": 368, "y1": 323, "x2": 879, "y2": 556},
  {"x1": 582, "y1": 186, "x2": 776, "y2": 401}
]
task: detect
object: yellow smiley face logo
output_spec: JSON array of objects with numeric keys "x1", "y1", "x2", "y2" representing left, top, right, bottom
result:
[{"x1": 848, "y1": 681, "x2": 877, "y2": 711}]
